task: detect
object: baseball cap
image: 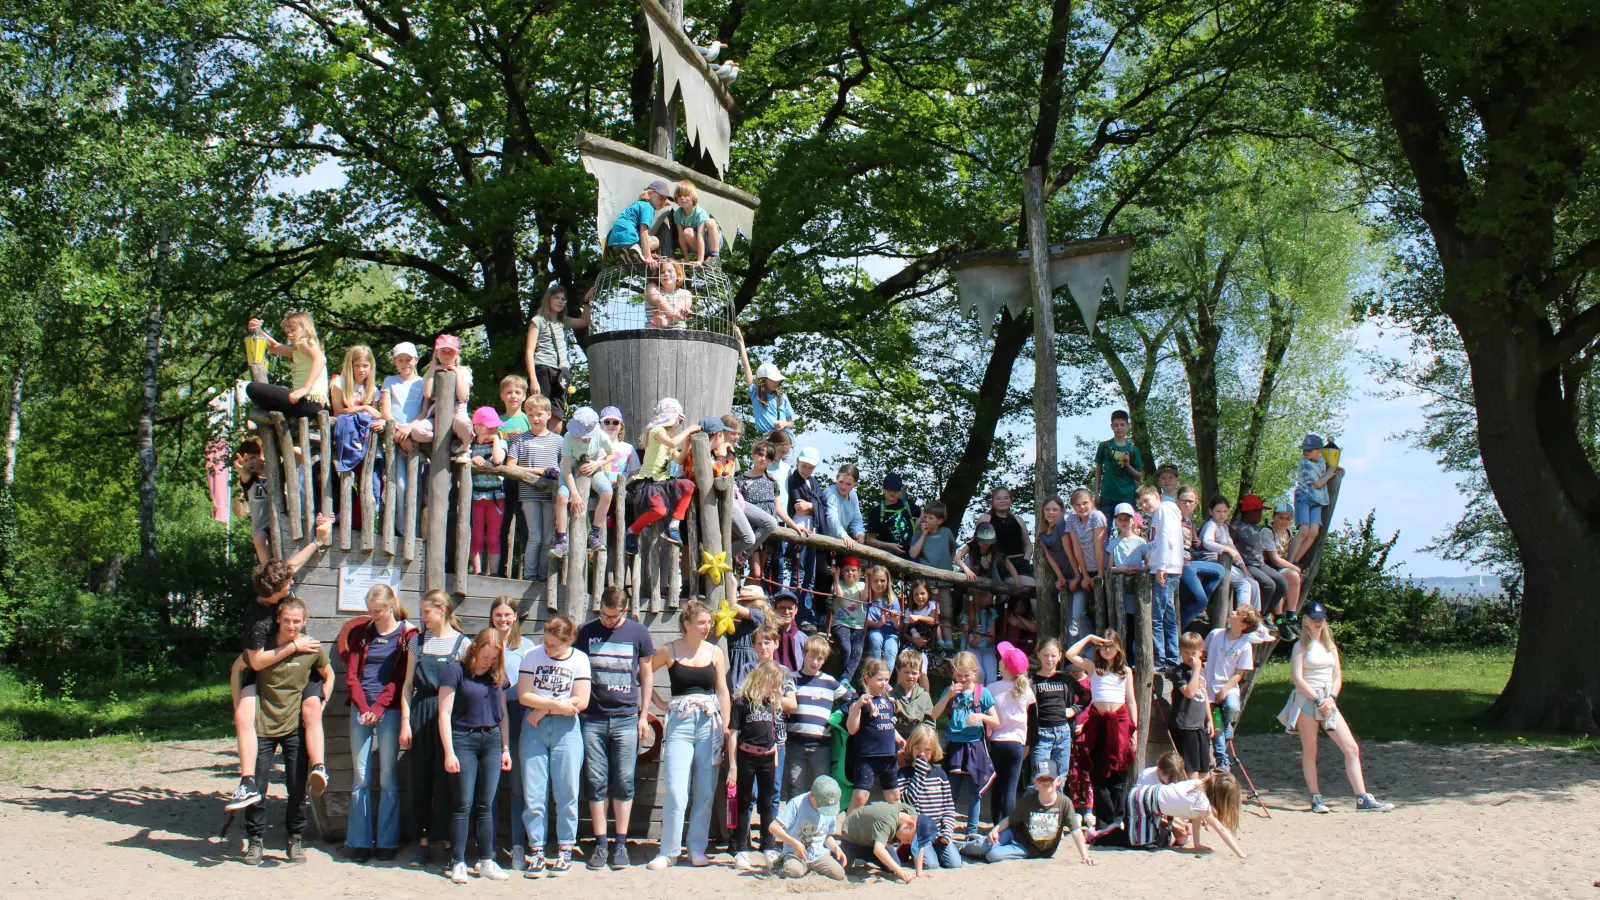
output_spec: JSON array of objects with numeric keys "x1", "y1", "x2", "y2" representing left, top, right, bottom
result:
[
  {"x1": 1113, "y1": 502, "x2": 1136, "y2": 518},
  {"x1": 1302, "y1": 601, "x2": 1330, "y2": 620},
  {"x1": 754, "y1": 361, "x2": 785, "y2": 382},
  {"x1": 698, "y1": 415, "x2": 729, "y2": 435},
  {"x1": 883, "y1": 472, "x2": 904, "y2": 491},
  {"x1": 1273, "y1": 501, "x2": 1294, "y2": 515},
  {"x1": 796, "y1": 447, "x2": 821, "y2": 465},
  {"x1": 840, "y1": 555, "x2": 862, "y2": 568},
  {"x1": 1156, "y1": 461, "x2": 1180, "y2": 475},
  {"x1": 471, "y1": 406, "x2": 503, "y2": 429},
  {"x1": 647, "y1": 179, "x2": 676, "y2": 199},
  {"x1": 1238, "y1": 494, "x2": 1266, "y2": 513},
  {"x1": 1301, "y1": 432, "x2": 1326, "y2": 451},
  {"x1": 433, "y1": 334, "x2": 460, "y2": 352},
  {"x1": 809, "y1": 775, "x2": 841, "y2": 816},
  {"x1": 567, "y1": 406, "x2": 599, "y2": 438},
  {"x1": 908, "y1": 813, "x2": 939, "y2": 859},
  {"x1": 1033, "y1": 759, "x2": 1059, "y2": 781},
  {"x1": 772, "y1": 589, "x2": 800, "y2": 608},
  {"x1": 391, "y1": 341, "x2": 418, "y2": 359},
  {"x1": 975, "y1": 522, "x2": 997, "y2": 542}
]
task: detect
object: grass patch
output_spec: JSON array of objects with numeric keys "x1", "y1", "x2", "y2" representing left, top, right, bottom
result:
[
  {"x1": 1238, "y1": 646, "x2": 1598, "y2": 752},
  {"x1": 0, "y1": 667, "x2": 232, "y2": 742}
]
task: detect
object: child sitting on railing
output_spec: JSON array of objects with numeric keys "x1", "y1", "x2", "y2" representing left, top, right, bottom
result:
[
  {"x1": 549, "y1": 407, "x2": 616, "y2": 561},
  {"x1": 409, "y1": 334, "x2": 473, "y2": 462},
  {"x1": 673, "y1": 180, "x2": 722, "y2": 266},
  {"x1": 467, "y1": 407, "x2": 508, "y2": 575}
]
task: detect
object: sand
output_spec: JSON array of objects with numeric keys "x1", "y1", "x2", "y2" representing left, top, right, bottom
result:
[{"x1": 1, "y1": 733, "x2": 1596, "y2": 899}]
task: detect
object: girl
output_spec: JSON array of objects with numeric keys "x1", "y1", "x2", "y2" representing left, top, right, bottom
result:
[
  {"x1": 344, "y1": 584, "x2": 415, "y2": 861},
  {"x1": 245, "y1": 312, "x2": 328, "y2": 419},
  {"x1": 381, "y1": 342, "x2": 425, "y2": 535},
  {"x1": 985, "y1": 641, "x2": 1035, "y2": 825},
  {"x1": 897, "y1": 724, "x2": 961, "y2": 871},
  {"x1": 1133, "y1": 750, "x2": 1187, "y2": 788},
  {"x1": 1065, "y1": 632, "x2": 1137, "y2": 827},
  {"x1": 1282, "y1": 603, "x2": 1395, "y2": 813},
  {"x1": 1263, "y1": 501, "x2": 1304, "y2": 617},
  {"x1": 734, "y1": 326, "x2": 796, "y2": 438},
  {"x1": 517, "y1": 613, "x2": 592, "y2": 876},
  {"x1": 735, "y1": 441, "x2": 781, "y2": 581},
  {"x1": 467, "y1": 407, "x2": 508, "y2": 575},
  {"x1": 411, "y1": 334, "x2": 473, "y2": 460},
  {"x1": 598, "y1": 406, "x2": 641, "y2": 481},
  {"x1": 977, "y1": 487, "x2": 1035, "y2": 581},
  {"x1": 439, "y1": 629, "x2": 513, "y2": 883},
  {"x1": 900, "y1": 581, "x2": 939, "y2": 678},
  {"x1": 725, "y1": 584, "x2": 770, "y2": 691},
  {"x1": 957, "y1": 587, "x2": 999, "y2": 684},
  {"x1": 931, "y1": 651, "x2": 998, "y2": 839},
  {"x1": 523, "y1": 282, "x2": 589, "y2": 429},
  {"x1": 1108, "y1": 768, "x2": 1246, "y2": 857},
  {"x1": 648, "y1": 601, "x2": 732, "y2": 870},
  {"x1": 846, "y1": 658, "x2": 903, "y2": 812},
  {"x1": 830, "y1": 556, "x2": 867, "y2": 685},
  {"x1": 655, "y1": 262, "x2": 694, "y2": 327},
  {"x1": 726, "y1": 660, "x2": 787, "y2": 871},
  {"x1": 998, "y1": 594, "x2": 1037, "y2": 658},
  {"x1": 1037, "y1": 495, "x2": 1077, "y2": 607},
  {"x1": 604, "y1": 180, "x2": 672, "y2": 264},
  {"x1": 1199, "y1": 495, "x2": 1255, "y2": 608},
  {"x1": 331, "y1": 344, "x2": 381, "y2": 420},
  {"x1": 399, "y1": 589, "x2": 470, "y2": 868},
  {"x1": 1288, "y1": 433, "x2": 1336, "y2": 565},
  {"x1": 1063, "y1": 489, "x2": 1107, "y2": 637},
  {"x1": 821, "y1": 465, "x2": 867, "y2": 583},
  {"x1": 673, "y1": 180, "x2": 722, "y2": 266},
  {"x1": 1031, "y1": 639, "x2": 1087, "y2": 792},
  {"x1": 490, "y1": 597, "x2": 532, "y2": 869},
  {"x1": 628, "y1": 398, "x2": 700, "y2": 547},
  {"x1": 1176, "y1": 486, "x2": 1225, "y2": 627},
  {"x1": 863, "y1": 565, "x2": 902, "y2": 667}
]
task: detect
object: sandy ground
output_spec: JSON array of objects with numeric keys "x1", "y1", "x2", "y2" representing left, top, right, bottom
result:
[{"x1": 1, "y1": 734, "x2": 1596, "y2": 899}]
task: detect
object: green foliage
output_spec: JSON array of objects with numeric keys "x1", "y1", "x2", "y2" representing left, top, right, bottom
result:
[{"x1": 0, "y1": 666, "x2": 232, "y2": 741}]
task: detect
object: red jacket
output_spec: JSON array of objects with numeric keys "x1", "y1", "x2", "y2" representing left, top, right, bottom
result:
[{"x1": 343, "y1": 617, "x2": 419, "y2": 717}]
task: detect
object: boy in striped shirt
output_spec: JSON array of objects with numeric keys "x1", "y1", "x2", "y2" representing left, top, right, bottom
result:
[{"x1": 784, "y1": 635, "x2": 849, "y2": 799}]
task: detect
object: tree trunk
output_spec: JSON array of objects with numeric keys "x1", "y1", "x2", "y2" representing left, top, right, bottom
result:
[
  {"x1": 1237, "y1": 289, "x2": 1294, "y2": 498},
  {"x1": 939, "y1": 310, "x2": 1031, "y2": 521},
  {"x1": 136, "y1": 287, "x2": 164, "y2": 563},
  {"x1": 1174, "y1": 326, "x2": 1221, "y2": 501},
  {"x1": 2, "y1": 356, "x2": 22, "y2": 491}
]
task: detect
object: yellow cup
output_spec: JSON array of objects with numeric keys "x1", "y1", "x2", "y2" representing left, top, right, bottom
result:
[
  {"x1": 1322, "y1": 445, "x2": 1341, "y2": 472},
  {"x1": 245, "y1": 335, "x2": 269, "y2": 366}
]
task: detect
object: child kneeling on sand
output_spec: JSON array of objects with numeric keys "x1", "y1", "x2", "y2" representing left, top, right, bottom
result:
[{"x1": 770, "y1": 775, "x2": 848, "y2": 881}]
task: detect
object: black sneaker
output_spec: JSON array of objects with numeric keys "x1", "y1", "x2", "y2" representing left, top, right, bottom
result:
[
  {"x1": 288, "y1": 835, "x2": 307, "y2": 864},
  {"x1": 587, "y1": 843, "x2": 609, "y2": 870},
  {"x1": 307, "y1": 764, "x2": 329, "y2": 797},
  {"x1": 225, "y1": 779, "x2": 262, "y2": 811},
  {"x1": 244, "y1": 837, "x2": 264, "y2": 866},
  {"x1": 349, "y1": 846, "x2": 371, "y2": 863},
  {"x1": 375, "y1": 847, "x2": 397, "y2": 862},
  {"x1": 610, "y1": 842, "x2": 632, "y2": 870},
  {"x1": 549, "y1": 848, "x2": 572, "y2": 876}
]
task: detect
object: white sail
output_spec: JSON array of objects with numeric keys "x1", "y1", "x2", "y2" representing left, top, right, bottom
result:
[
  {"x1": 580, "y1": 152, "x2": 755, "y2": 251},
  {"x1": 644, "y1": 12, "x2": 733, "y2": 174}
]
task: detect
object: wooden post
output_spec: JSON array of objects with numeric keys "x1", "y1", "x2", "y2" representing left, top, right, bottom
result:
[
  {"x1": 666, "y1": 532, "x2": 683, "y2": 609},
  {"x1": 630, "y1": 531, "x2": 645, "y2": 616},
  {"x1": 338, "y1": 470, "x2": 353, "y2": 551},
  {"x1": 1114, "y1": 574, "x2": 1129, "y2": 644},
  {"x1": 276, "y1": 419, "x2": 303, "y2": 540},
  {"x1": 404, "y1": 451, "x2": 420, "y2": 563},
  {"x1": 690, "y1": 435, "x2": 719, "y2": 603},
  {"x1": 613, "y1": 473, "x2": 628, "y2": 594},
  {"x1": 647, "y1": 0, "x2": 684, "y2": 161},
  {"x1": 257, "y1": 421, "x2": 285, "y2": 560},
  {"x1": 566, "y1": 474, "x2": 593, "y2": 618},
  {"x1": 424, "y1": 371, "x2": 455, "y2": 593},
  {"x1": 297, "y1": 419, "x2": 314, "y2": 538},
  {"x1": 546, "y1": 562, "x2": 561, "y2": 612},
  {"x1": 1023, "y1": 166, "x2": 1060, "y2": 640},
  {"x1": 1130, "y1": 574, "x2": 1156, "y2": 776},
  {"x1": 381, "y1": 429, "x2": 397, "y2": 556},
  {"x1": 1208, "y1": 558, "x2": 1234, "y2": 631},
  {"x1": 455, "y1": 461, "x2": 471, "y2": 594},
  {"x1": 717, "y1": 477, "x2": 735, "y2": 607},
  {"x1": 359, "y1": 426, "x2": 378, "y2": 553},
  {"x1": 317, "y1": 410, "x2": 333, "y2": 518}
]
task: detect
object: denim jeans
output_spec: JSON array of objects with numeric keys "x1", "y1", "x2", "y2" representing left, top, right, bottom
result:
[
  {"x1": 448, "y1": 726, "x2": 503, "y2": 865},
  {"x1": 659, "y1": 704, "x2": 720, "y2": 860},
  {"x1": 974, "y1": 645, "x2": 998, "y2": 685},
  {"x1": 1212, "y1": 690, "x2": 1241, "y2": 768},
  {"x1": 520, "y1": 497, "x2": 556, "y2": 581},
  {"x1": 521, "y1": 713, "x2": 582, "y2": 852},
  {"x1": 347, "y1": 709, "x2": 402, "y2": 849},
  {"x1": 919, "y1": 839, "x2": 964, "y2": 869},
  {"x1": 783, "y1": 739, "x2": 831, "y2": 801},
  {"x1": 1181, "y1": 561, "x2": 1224, "y2": 626},
  {"x1": 1151, "y1": 575, "x2": 1179, "y2": 668},
  {"x1": 866, "y1": 629, "x2": 899, "y2": 667},
  {"x1": 581, "y1": 715, "x2": 640, "y2": 803},
  {"x1": 504, "y1": 703, "x2": 527, "y2": 850},
  {"x1": 832, "y1": 626, "x2": 864, "y2": 686},
  {"x1": 1067, "y1": 588, "x2": 1094, "y2": 641},
  {"x1": 950, "y1": 769, "x2": 983, "y2": 836},
  {"x1": 963, "y1": 829, "x2": 1029, "y2": 862},
  {"x1": 1032, "y1": 723, "x2": 1074, "y2": 786}
]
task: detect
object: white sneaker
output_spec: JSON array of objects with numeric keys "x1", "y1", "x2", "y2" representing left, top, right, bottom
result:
[
  {"x1": 689, "y1": 853, "x2": 712, "y2": 867},
  {"x1": 762, "y1": 849, "x2": 781, "y2": 868},
  {"x1": 449, "y1": 861, "x2": 470, "y2": 884},
  {"x1": 734, "y1": 851, "x2": 755, "y2": 871},
  {"x1": 477, "y1": 859, "x2": 509, "y2": 881},
  {"x1": 646, "y1": 855, "x2": 673, "y2": 871}
]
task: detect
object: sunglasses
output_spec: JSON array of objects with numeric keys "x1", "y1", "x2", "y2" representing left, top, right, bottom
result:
[{"x1": 601, "y1": 418, "x2": 622, "y2": 426}]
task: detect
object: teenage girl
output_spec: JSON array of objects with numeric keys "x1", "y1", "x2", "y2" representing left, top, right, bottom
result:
[
  {"x1": 1031, "y1": 638, "x2": 1087, "y2": 791},
  {"x1": 648, "y1": 601, "x2": 733, "y2": 870},
  {"x1": 398, "y1": 589, "x2": 470, "y2": 868},
  {"x1": 985, "y1": 641, "x2": 1035, "y2": 825},
  {"x1": 1066, "y1": 632, "x2": 1138, "y2": 826},
  {"x1": 1284, "y1": 603, "x2": 1395, "y2": 814},
  {"x1": 343, "y1": 584, "x2": 415, "y2": 861},
  {"x1": 246, "y1": 312, "x2": 328, "y2": 419},
  {"x1": 863, "y1": 565, "x2": 902, "y2": 667},
  {"x1": 439, "y1": 629, "x2": 513, "y2": 883},
  {"x1": 846, "y1": 658, "x2": 904, "y2": 812},
  {"x1": 931, "y1": 650, "x2": 998, "y2": 838},
  {"x1": 524, "y1": 282, "x2": 590, "y2": 428},
  {"x1": 489, "y1": 597, "x2": 532, "y2": 869},
  {"x1": 977, "y1": 487, "x2": 1035, "y2": 582},
  {"x1": 516, "y1": 613, "x2": 592, "y2": 876},
  {"x1": 726, "y1": 660, "x2": 787, "y2": 871}
]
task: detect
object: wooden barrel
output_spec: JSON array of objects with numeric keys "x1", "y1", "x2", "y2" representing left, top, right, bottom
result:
[{"x1": 587, "y1": 329, "x2": 738, "y2": 440}]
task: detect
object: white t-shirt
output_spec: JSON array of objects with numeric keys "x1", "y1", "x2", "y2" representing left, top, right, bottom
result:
[
  {"x1": 985, "y1": 680, "x2": 1035, "y2": 743},
  {"x1": 1155, "y1": 779, "x2": 1211, "y2": 819},
  {"x1": 518, "y1": 645, "x2": 592, "y2": 701},
  {"x1": 1134, "y1": 765, "x2": 1163, "y2": 788},
  {"x1": 1203, "y1": 628, "x2": 1256, "y2": 699}
]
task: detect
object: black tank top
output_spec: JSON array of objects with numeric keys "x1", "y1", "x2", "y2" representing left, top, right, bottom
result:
[
  {"x1": 990, "y1": 511, "x2": 1026, "y2": 557},
  {"x1": 667, "y1": 657, "x2": 717, "y2": 696}
]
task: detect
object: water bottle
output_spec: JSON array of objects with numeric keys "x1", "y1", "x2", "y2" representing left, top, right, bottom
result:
[{"x1": 726, "y1": 782, "x2": 738, "y2": 831}]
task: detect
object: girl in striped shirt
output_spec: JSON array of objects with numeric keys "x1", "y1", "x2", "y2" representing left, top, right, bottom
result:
[{"x1": 897, "y1": 725, "x2": 961, "y2": 870}]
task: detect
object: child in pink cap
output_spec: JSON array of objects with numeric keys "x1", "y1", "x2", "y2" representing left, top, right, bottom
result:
[
  {"x1": 985, "y1": 641, "x2": 1036, "y2": 828},
  {"x1": 467, "y1": 406, "x2": 507, "y2": 574},
  {"x1": 411, "y1": 334, "x2": 474, "y2": 459}
]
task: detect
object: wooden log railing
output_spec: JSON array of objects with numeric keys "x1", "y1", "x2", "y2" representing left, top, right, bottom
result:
[{"x1": 765, "y1": 526, "x2": 1035, "y2": 599}]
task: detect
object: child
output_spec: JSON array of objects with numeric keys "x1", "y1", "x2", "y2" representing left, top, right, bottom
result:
[
  {"x1": 895, "y1": 724, "x2": 960, "y2": 871},
  {"x1": 1065, "y1": 633, "x2": 1137, "y2": 827},
  {"x1": 1136, "y1": 484, "x2": 1184, "y2": 671},
  {"x1": 1289, "y1": 432, "x2": 1337, "y2": 565},
  {"x1": 1064, "y1": 489, "x2": 1108, "y2": 627},
  {"x1": 726, "y1": 584, "x2": 771, "y2": 691},
  {"x1": 1198, "y1": 495, "x2": 1255, "y2": 608},
  {"x1": 735, "y1": 326, "x2": 795, "y2": 438},
  {"x1": 1233, "y1": 494, "x2": 1290, "y2": 634},
  {"x1": 865, "y1": 472, "x2": 921, "y2": 558},
  {"x1": 1263, "y1": 501, "x2": 1304, "y2": 618},
  {"x1": 523, "y1": 283, "x2": 589, "y2": 430},
  {"x1": 1093, "y1": 409, "x2": 1143, "y2": 521},
  {"x1": 900, "y1": 581, "x2": 939, "y2": 672},
  {"x1": 907, "y1": 501, "x2": 959, "y2": 646},
  {"x1": 330, "y1": 344, "x2": 381, "y2": 420},
  {"x1": 497, "y1": 375, "x2": 529, "y2": 439},
  {"x1": 785, "y1": 634, "x2": 849, "y2": 800},
  {"x1": 604, "y1": 180, "x2": 672, "y2": 264},
  {"x1": 1204, "y1": 605, "x2": 1271, "y2": 771},
  {"x1": 245, "y1": 312, "x2": 329, "y2": 419},
  {"x1": 551, "y1": 407, "x2": 616, "y2": 560},
  {"x1": 863, "y1": 565, "x2": 902, "y2": 666},
  {"x1": 831, "y1": 556, "x2": 867, "y2": 684},
  {"x1": 659, "y1": 262, "x2": 694, "y2": 323},
  {"x1": 735, "y1": 441, "x2": 781, "y2": 581},
  {"x1": 1133, "y1": 750, "x2": 1187, "y2": 788},
  {"x1": 930, "y1": 651, "x2": 997, "y2": 839},
  {"x1": 627, "y1": 398, "x2": 699, "y2": 547},
  {"x1": 960, "y1": 590, "x2": 999, "y2": 685},
  {"x1": 672, "y1": 180, "x2": 722, "y2": 265},
  {"x1": 890, "y1": 648, "x2": 933, "y2": 737},
  {"x1": 727, "y1": 660, "x2": 788, "y2": 871},
  {"x1": 411, "y1": 334, "x2": 473, "y2": 460},
  {"x1": 771, "y1": 775, "x2": 847, "y2": 881},
  {"x1": 438, "y1": 629, "x2": 512, "y2": 883},
  {"x1": 466, "y1": 407, "x2": 507, "y2": 575},
  {"x1": 643, "y1": 276, "x2": 690, "y2": 329},
  {"x1": 1104, "y1": 503, "x2": 1149, "y2": 618},
  {"x1": 381, "y1": 342, "x2": 426, "y2": 535},
  {"x1": 1118, "y1": 770, "x2": 1247, "y2": 857},
  {"x1": 963, "y1": 761, "x2": 1093, "y2": 865},
  {"x1": 1037, "y1": 496, "x2": 1080, "y2": 631},
  {"x1": 1031, "y1": 638, "x2": 1087, "y2": 791},
  {"x1": 985, "y1": 641, "x2": 1035, "y2": 826},
  {"x1": 506, "y1": 396, "x2": 562, "y2": 582},
  {"x1": 784, "y1": 447, "x2": 825, "y2": 601},
  {"x1": 846, "y1": 658, "x2": 904, "y2": 812},
  {"x1": 234, "y1": 439, "x2": 271, "y2": 564},
  {"x1": 1167, "y1": 632, "x2": 1213, "y2": 777}
]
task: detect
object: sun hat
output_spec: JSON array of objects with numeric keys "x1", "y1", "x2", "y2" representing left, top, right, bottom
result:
[
  {"x1": 1113, "y1": 502, "x2": 1136, "y2": 518},
  {"x1": 647, "y1": 179, "x2": 676, "y2": 199},
  {"x1": 840, "y1": 556, "x2": 863, "y2": 569},
  {"x1": 997, "y1": 641, "x2": 1029, "y2": 678},
  {"x1": 567, "y1": 406, "x2": 599, "y2": 439},
  {"x1": 796, "y1": 447, "x2": 821, "y2": 465},
  {"x1": 649, "y1": 398, "x2": 683, "y2": 428},
  {"x1": 433, "y1": 334, "x2": 460, "y2": 352},
  {"x1": 598, "y1": 405, "x2": 624, "y2": 424},
  {"x1": 737, "y1": 584, "x2": 767, "y2": 603},
  {"x1": 391, "y1": 341, "x2": 418, "y2": 359},
  {"x1": 755, "y1": 361, "x2": 786, "y2": 382},
  {"x1": 471, "y1": 407, "x2": 503, "y2": 429},
  {"x1": 698, "y1": 415, "x2": 729, "y2": 435},
  {"x1": 883, "y1": 472, "x2": 904, "y2": 491},
  {"x1": 975, "y1": 522, "x2": 997, "y2": 543},
  {"x1": 1302, "y1": 601, "x2": 1330, "y2": 620},
  {"x1": 1301, "y1": 432, "x2": 1326, "y2": 451},
  {"x1": 1237, "y1": 494, "x2": 1266, "y2": 513},
  {"x1": 809, "y1": 776, "x2": 841, "y2": 816}
]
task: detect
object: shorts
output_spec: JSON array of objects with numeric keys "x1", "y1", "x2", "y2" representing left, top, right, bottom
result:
[
  {"x1": 558, "y1": 469, "x2": 614, "y2": 499},
  {"x1": 1171, "y1": 727, "x2": 1210, "y2": 774},
  {"x1": 852, "y1": 755, "x2": 899, "y2": 792},
  {"x1": 1294, "y1": 493, "x2": 1324, "y2": 527}
]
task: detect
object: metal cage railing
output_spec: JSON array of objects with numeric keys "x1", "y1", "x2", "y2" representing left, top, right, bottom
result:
[{"x1": 587, "y1": 260, "x2": 736, "y2": 336}]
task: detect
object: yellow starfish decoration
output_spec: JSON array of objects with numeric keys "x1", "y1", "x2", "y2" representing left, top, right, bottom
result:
[
  {"x1": 698, "y1": 549, "x2": 734, "y2": 586},
  {"x1": 712, "y1": 597, "x2": 737, "y2": 638}
]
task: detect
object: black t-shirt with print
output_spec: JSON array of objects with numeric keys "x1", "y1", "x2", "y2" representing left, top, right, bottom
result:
[
  {"x1": 731, "y1": 697, "x2": 784, "y2": 752},
  {"x1": 867, "y1": 498, "x2": 922, "y2": 551}
]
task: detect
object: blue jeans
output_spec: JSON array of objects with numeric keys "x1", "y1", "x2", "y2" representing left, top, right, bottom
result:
[
  {"x1": 919, "y1": 839, "x2": 964, "y2": 869},
  {"x1": 833, "y1": 626, "x2": 864, "y2": 685},
  {"x1": 1068, "y1": 588, "x2": 1094, "y2": 642},
  {"x1": 1151, "y1": 575, "x2": 1179, "y2": 668},
  {"x1": 581, "y1": 715, "x2": 640, "y2": 803},
  {"x1": 1213, "y1": 690, "x2": 1241, "y2": 768},
  {"x1": 347, "y1": 709, "x2": 402, "y2": 849},
  {"x1": 660, "y1": 704, "x2": 720, "y2": 860},
  {"x1": 504, "y1": 704, "x2": 527, "y2": 850},
  {"x1": 521, "y1": 713, "x2": 582, "y2": 852},
  {"x1": 974, "y1": 645, "x2": 998, "y2": 685},
  {"x1": 950, "y1": 769, "x2": 984, "y2": 836},
  {"x1": 520, "y1": 497, "x2": 555, "y2": 581},
  {"x1": 963, "y1": 829, "x2": 1029, "y2": 862},
  {"x1": 448, "y1": 726, "x2": 503, "y2": 865},
  {"x1": 1180, "y1": 562, "x2": 1221, "y2": 626},
  {"x1": 866, "y1": 629, "x2": 899, "y2": 667},
  {"x1": 1032, "y1": 723, "x2": 1074, "y2": 785}
]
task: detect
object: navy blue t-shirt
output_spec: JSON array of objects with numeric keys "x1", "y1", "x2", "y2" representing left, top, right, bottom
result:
[
  {"x1": 359, "y1": 626, "x2": 406, "y2": 703},
  {"x1": 856, "y1": 694, "x2": 898, "y2": 758},
  {"x1": 441, "y1": 660, "x2": 505, "y2": 728}
]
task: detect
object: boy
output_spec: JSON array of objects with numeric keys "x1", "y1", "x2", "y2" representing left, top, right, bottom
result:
[
  {"x1": 226, "y1": 514, "x2": 333, "y2": 812},
  {"x1": 1154, "y1": 462, "x2": 1181, "y2": 501},
  {"x1": 506, "y1": 395, "x2": 563, "y2": 581},
  {"x1": 551, "y1": 406, "x2": 616, "y2": 559},
  {"x1": 865, "y1": 472, "x2": 921, "y2": 558},
  {"x1": 908, "y1": 499, "x2": 959, "y2": 646},
  {"x1": 1137, "y1": 484, "x2": 1184, "y2": 672},
  {"x1": 672, "y1": 181, "x2": 722, "y2": 266},
  {"x1": 770, "y1": 775, "x2": 847, "y2": 881},
  {"x1": 836, "y1": 801, "x2": 919, "y2": 883},
  {"x1": 785, "y1": 634, "x2": 849, "y2": 799},
  {"x1": 1167, "y1": 632, "x2": 1214, "y2": 777},
  {"x1": 1204, "y1": 605, "x2": 1271, "y2": 771},
  {"x1": 1289, "y1": 433, "x2": 1337, "y2": 565},
  {"x1": 242, "y1": 596, "x2": 335, "y2": 865},
  {"x1": 962, "y1": 761, "x2": 1092, "y2": 865},
  {"x1": 785, "y1": 447, "x2": 825, "y2": 613},
  {"x1": 1232, "y1": 494, "x2": 1290, "y2": 636},
  {"x1": 1093, "y1": 410, "x2": 1144, "y2": 521},
  {"x1": 233, "y1": 439, "x2": 271, "y2": 564},
  {"x1": 498, "y1": 374, "x2": 529, "y2": 438}
]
